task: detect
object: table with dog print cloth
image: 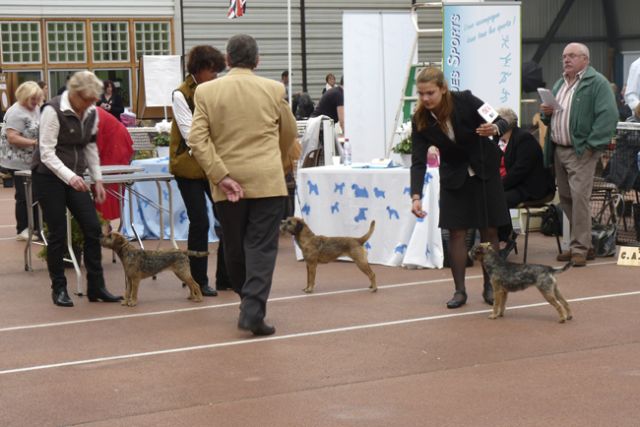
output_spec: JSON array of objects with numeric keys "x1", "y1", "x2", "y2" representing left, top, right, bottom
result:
[
  {"x1": 294, "y1": 165, "x2": 443, "y2": 268},
  {"x1": 121, "y1": 156, "x2": 219, "y2": 243}
]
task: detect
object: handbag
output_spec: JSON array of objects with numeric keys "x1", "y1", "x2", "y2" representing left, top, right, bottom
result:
[{"x1": 591, "y1": 222, "x2": 617, "y2": 257}]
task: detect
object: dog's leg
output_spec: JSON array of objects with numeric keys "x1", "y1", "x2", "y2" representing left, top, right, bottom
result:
[
  {"x1": 498, "y1": 289, "x2": 508, "y2": 317},
  {"x1": 128, "y1": 278, "x2": 140, "y2": 307},
  {"x1": 554, "y1": 286, "x2": 572, "y2": 321},
  {"x1": 488, "y1": 283, "x2": 502, "y2": 319},
  {"x1": 539, "y1": 288, "x2": 568, "y2": 323},
  {"x1": 353, "y1": 251, "x2": 377, "y2": 292},
  {"x1": 304, "y1": 262, "x2": 317, "y2": 293},
  {"x1": 121, "y1": 275, "x2": 132, "y2": 306},
  {"x1": 173, "y1": 267, "x2": 204, "y2": 302}
]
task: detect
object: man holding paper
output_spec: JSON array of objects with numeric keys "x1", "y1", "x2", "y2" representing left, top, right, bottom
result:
[{"x1": 540, "y1": 42, "x2": 618, "y2": 266}]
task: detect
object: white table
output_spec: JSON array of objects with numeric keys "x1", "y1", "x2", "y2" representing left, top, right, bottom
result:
[
  {"x1": 121, "y1": 157, "x2": 219, "y2": 244},
  {"x1": 295, "y1": 165, "x2": 443, "y2": 268}
]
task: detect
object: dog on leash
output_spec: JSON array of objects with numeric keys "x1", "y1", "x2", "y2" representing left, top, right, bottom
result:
[
  {"x1": 469, "y1": 242, "x2": 573, "y2": 323},
  {"x1": 100, "y1": 231, "x2": 204, "y2": 307},
  {"x1": 280, "y1": 216, "x2": 376, "y2": 293}
]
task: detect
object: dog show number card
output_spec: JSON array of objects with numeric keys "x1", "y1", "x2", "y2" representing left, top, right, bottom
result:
[
  {"x1": 617, "y1": 246, "x2": 640, "y2": 266},
  {"x1": 477, "y1": 103, "x2": 498, "y2": 124}
]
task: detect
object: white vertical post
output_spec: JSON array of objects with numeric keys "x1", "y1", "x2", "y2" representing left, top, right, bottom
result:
[{"x1": 287, "y1": 0, "x2": 292, "y2": 106}]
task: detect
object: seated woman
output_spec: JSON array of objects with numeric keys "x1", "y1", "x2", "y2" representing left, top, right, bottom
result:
[{"x1": 496, "y1": 107, "x2": 556, "y2": 258}]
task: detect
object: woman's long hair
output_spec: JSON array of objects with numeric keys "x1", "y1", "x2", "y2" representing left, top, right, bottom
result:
[{"x1": 414, "y1": 67, "x2": 453, "y2": 134}]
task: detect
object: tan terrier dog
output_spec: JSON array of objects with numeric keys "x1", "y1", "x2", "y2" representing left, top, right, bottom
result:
[
  {"x1": 469, "y1": 242, "x2": 573, "y2": 323},
  {"x1": 100, "y1": 231, "x2": 204, "y2": 307},
  {"x1": 280, "y1": 216, "x2": 376, "y2": 293}
]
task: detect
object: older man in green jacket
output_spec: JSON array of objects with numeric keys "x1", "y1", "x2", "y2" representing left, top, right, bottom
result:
[{"x1": 541, "y1": 42, "x2": 618, "y2": 266}]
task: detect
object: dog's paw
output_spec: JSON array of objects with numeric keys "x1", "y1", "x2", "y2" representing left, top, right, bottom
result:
[
  {"x1": 303, "y1": 287, "x2": 313, "y2": 294},
  {"x1": 488, "y1": 314, "x2": 498, "y2": 320},
  {"x1": 566, "y1": 315, "x2": 573, "y2": 321},
  {"x1": 120, "y1": 300, "x2": 128, "y2": 306},
  {"x1": 369, "y1": 286, "x2": 377, "y2": 293},
  {"x1": 558, "y1": 318, "x2": 566, "y2": 323}
]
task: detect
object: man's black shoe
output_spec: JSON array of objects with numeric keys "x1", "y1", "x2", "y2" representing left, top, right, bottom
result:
[
  {"x1": 200, "y1": 285, "x2": 218, "y2": 297},
  {"x1": 52, "y1": 288, "x2": 74, "y2": 307},
  {"x1": 238, "y1": 316, "x2": 276, "y2": 336}
]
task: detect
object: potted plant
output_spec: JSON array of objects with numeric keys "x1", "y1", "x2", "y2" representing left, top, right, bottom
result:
[
  {"x1": 153, "y1": 132, "x2": 170, "y2": 157},
  {"x1": 391, "y1": 121, "x2": 412, "y2": 167}
]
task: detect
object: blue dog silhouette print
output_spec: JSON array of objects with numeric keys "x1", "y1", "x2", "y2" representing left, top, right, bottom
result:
[
  {"x1": 403, "y1": 186, "x2": 411, "y2": 196},
  {"x1": 386, "y1": 206, "x2": 400, "y2": 220},
  {"x1": 334, "y1": 182, "x2": 345, "y2": 195},
  {"x1": 373, "y1": 187, "x2": 386, "y2": 199},
  {"x1": 424, "y1": 171, "x2": 434, "y2": 184},
  {"x1": 307, "y1": 180, "x2": 319, "y2": 195},
  {"x1": 301, "y1": 203, "x2": 311, "y2": 216},
  {"x1": 179, "y1": 210, "x2": 188, "y2": 224},
  {"x1": 330, "y1": 202, "x2": 340, "y2": 214},
  {"x1": 354, "y1": 207, "x2": 368, "y2": 222},
  {"x1": 394, "y1": 244, "x2": 407, "y2": 254},
  {"x1": 364, "y1": 241, "x2": 372, "y2": 251},
  {"x1": 351, "y1": 183, "x2": 369, "y2": 198}
]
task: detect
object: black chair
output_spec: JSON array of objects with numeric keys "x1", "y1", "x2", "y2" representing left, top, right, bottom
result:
[{"x1": 517, "y1": 192, "x2": 562, "y2": 263}]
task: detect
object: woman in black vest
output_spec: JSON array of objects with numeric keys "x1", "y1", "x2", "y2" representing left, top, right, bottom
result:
[
  {"x1": 32, "y1": 71, "x2": 121, "y2": 307},
  {"x1": 169, "y1": 45, "x2": 230, "y2": 295}
]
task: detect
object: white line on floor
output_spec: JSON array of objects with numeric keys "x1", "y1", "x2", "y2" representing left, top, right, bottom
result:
[
  {"x1": 0, "y1": 259, "x2": 619, "y2": 333},
  {"x1": 1, "y1": 290, "x2": 638, "y2": 376}
]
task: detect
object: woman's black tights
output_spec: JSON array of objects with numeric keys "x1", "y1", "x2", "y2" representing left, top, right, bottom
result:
[{"x1": 448, "y1": 227, "x2": 500, "y2": 300}]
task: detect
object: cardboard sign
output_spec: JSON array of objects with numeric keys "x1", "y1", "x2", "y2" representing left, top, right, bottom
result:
[
  {"x1": 617, "y1": 246, "x2": 640, "y2": 266},
  {"x1": 477, "y1": 103, "x2": 498, "y2": 123}
]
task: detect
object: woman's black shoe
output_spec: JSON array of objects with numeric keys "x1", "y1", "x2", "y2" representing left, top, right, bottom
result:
[
  {"x1": 446, "y1": 290, "x2": 467, "y2": 309},
  {"x1": 499, "y1": 232, "x2": 518, "y2": 259},
  {"x1": 482, "y1": 282, "x2": 494, "y2": 305},
  {"x1": 87, "y1": 287, "x2": 123, "y2": 302},
  {"x1": 52, "y1": 288, "x2": 74, "y2": 307}
]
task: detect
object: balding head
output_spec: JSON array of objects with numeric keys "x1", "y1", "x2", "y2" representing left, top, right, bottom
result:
[{"x1": 562, "y1": 43, "x2": 590, "y2": 79}]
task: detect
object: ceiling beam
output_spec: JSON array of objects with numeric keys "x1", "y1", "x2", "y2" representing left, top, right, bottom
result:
[{"x1": 531, "y1": 0, "x2": 576, "y2": 64}]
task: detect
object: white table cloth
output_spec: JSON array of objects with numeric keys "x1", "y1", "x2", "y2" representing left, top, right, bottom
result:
[
  {"x1": 121, "y1": 156, "x2": 218, "y2": 242},
  {"x1": 295, "y1": 165, "x2": 443, "y2": 268}
]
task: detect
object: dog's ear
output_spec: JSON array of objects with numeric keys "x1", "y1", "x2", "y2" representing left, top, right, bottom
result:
[{"x1": 294, "y1": 220, "x2": 304, "y2": 234}]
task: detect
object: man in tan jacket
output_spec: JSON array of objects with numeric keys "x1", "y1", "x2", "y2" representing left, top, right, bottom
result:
[{"x1": 189, "y1": 34, "x2": 297, "y2": 336}]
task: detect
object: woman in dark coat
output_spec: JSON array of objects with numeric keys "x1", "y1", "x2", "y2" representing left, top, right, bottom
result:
[
  {"x1": 97, "y1": 80, "x2": 124, "y2": 119},
  {"x1": 410, "y1": 67, "x2": 509, "y2": 309},
  {"x1": 496, "y1": 107, "x2": 556, "y2": 256}
]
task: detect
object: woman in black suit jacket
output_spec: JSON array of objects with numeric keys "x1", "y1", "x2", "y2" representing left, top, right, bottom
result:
[
  {"x1": 410, "y1": 67, "x2": 509, "y2": 309},
  {"x1": 497, "y1": 108, "x2": 555, "y2": 254}
]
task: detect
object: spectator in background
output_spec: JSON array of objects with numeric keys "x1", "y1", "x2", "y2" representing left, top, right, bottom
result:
[
  {"x1": 37, "y1": 80, "x2": 48, "y2": 104},
  {"x1": 311, "y1": 76, "x2": 344, "y2": 133},
  {"x1": 495, "y1": 107, "x2": 556, "y2": 259},
  {"x1": 32, "y1": 71, "x2": 122, "y2": 307},
  {"x1": 94, "y1": 106, "x2": 134, "y2": 221},
  {"x1": 322, "y1": 73, "x2": 336, "y2": 96},
  {"x1": 57, "y1": 74, "x2": 71, "y2": 95},
  {"x1": 611, "y1": 83, "x2": 632, "y2": 121},
  {"x1": 540, "y1": 42, "x2": 618, "y2": 266},
  {"x1": 170, "y1": 44, "x2": 230, "y2": 296},
  {"x1": 98, "y1": 80, "x2": 124, "y2": 119},
  {"x1": 281, "y1": 70, "x2": 289, "y2": 102},
  {"x1": 291, "y1": 92, "x2": 315, "y2": 119},
  {"x1": 0, "y1": 81, "x2": 43, "y2": 241},
  {"x1": 624, "y1": 57, "x2": 640, "y2": 113}
]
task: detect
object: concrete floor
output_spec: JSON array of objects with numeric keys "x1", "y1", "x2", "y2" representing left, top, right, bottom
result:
[{"x1": 0, "y1": 185, "x2": 638, "y2": 427}]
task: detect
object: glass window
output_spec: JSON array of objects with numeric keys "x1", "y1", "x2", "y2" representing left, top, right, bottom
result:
[
  {"x1": 0, "y1": 21, "x2": 41, "y2": 64},
  {"x1": 94, "y1": 69, "x2": 132, "y2": 108},
  {"x1": 49, "y1": 69, "x2": 83, "y2": 96},
  {"x1": 134, "y1": 21, "x2": 171, "y2": 57},
  {"x1": 47, "y1": 21, "x2": 86, "y2": 63},
  {"x1": 92, "y1": 22, "x2": 129, "y2": 62}
]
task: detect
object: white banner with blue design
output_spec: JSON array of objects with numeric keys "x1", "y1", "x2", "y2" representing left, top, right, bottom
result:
[
  {"x1": 295, "y1": 165, "x2": 443, "y2": 268},
  {"x1": 121, "y1": 157, "x2": 218, "y2": 242},
  {"x1": 443, "y1": 1, "x2": 521, "y2": 114}
]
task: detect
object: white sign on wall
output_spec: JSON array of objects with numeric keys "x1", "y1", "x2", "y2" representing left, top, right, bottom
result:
[
  {"x1": 343, "y1": 11, "x2": 417, "y2": 163},
  {"x1": 142, "y1": 55, "x2": 182, "y2": 107},
  {"x1": 443, "y1": 1, "x2": 521, "y2": 114}
]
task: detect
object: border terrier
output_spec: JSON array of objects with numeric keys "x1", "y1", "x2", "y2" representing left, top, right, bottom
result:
[
  {"x1": 100, "y1": 231, "x2": 204, "y2": 307},
  {"x1": 280, "y1": 216, "x2": 376, "y2": 293},
  {"x1": 469, "y1": 242, "x2": 573, "y2": 323}
]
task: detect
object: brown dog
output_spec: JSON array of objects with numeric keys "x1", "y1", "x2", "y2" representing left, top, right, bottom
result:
[
  {"x1": 100, "y1": 231, "x2": 204, "y2": 307},
  {"x1": 280, "y1": 216, "x2": 376, "y2": 293},
  {"x1": 469, "y1": 242, "x2": 572, "y2": 323}
]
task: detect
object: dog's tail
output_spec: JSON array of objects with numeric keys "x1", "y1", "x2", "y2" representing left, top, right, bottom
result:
[
  {"x1": 185, "y1": 250, "x2": 209, "y2": 258},
  {"x1": 357, "y1": 221, "x2": 376, "y2": 245},
  {"x1": 553, "y1": 261, "x2": 573, "y2": 274}
]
